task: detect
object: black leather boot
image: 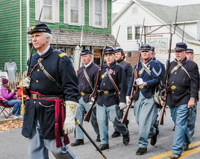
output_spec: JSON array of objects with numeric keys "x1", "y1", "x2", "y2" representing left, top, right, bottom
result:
[
  {"x1": 98, "y1": 144, "x2": 109, "y2": 151},
  {"x1": 71, "y1": 139, "x2": 84, "y2": 146},
  {"x1": 111, "y1": 131, "x2": 121, "y2": 138},
  {"x1": 123, "y1": 130, "x2": 130, "y2": 145}
]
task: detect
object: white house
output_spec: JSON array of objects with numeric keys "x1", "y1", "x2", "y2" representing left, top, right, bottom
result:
[{"x1": 112, "y1": 0, "x2": 200, "y2": 67}]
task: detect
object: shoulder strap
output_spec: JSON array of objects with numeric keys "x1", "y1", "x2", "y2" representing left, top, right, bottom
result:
[
  {"x1": 38, "y1": 59, "x2": 63, "y2": 90},
  {"x1": 29, "y1": 59, "x2": 43, "y2": 77},
  {"x1": 170, "y1": 64, "x2": 181, "y2": 75},
  {"x1": 141, "y1": 62, "x2": 151, "y2": 76},
  {"x1": 83, "y1": 68, "x2": 93, "y2": 91},
  {"x1": 106, "y1": 68, "x2": 120, "y2": 95},
  {"x1": 175, "y1": 61, "x2": 191, "y2": 79}
]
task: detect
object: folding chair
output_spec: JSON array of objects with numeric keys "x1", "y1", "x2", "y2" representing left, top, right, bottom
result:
[{"x1": 0, "y1": 98, "x2": 13, "y2": 118}]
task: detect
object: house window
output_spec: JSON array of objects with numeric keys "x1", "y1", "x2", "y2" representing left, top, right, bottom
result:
[
  {"x1": 95, "y1": 0, "x2": 102, "y2": 26},
  {"x1": 135, "y1": 26, "x2": 140, "y2": 40},
  {"x1": 35, "y1": 0, "x2": 59, "y2": 23},
  {"x1": 127, "y1": 27, "x2": 132, "y2": 40},
  {"x1": 64, "y1": 0, "x2": 85, "y2": 26},
  {"x1": 43, "y1": 0, "x2": 53, "y2": 21},
  {"x1": 71, "y1": 0, "x2": 79, "y2": 23}
]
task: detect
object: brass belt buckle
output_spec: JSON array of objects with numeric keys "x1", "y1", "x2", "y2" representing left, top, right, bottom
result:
[
  {"x1": 171, "y1": 86, "x2": 176, "y2": 90},
  {"x1": 32, "y1": 94, "x2": 37, "y2": 99},
  {"x1": 104, "y1": 91, "x2": 109, "y2": 94},
  {"x1": 139, "y1": 85, "x2": 144, "y2": 89},
  {"x1": 80, "y1": 92, "x2": 85, "y2": 96}
]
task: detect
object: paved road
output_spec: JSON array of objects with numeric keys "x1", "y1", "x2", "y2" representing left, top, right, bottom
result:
[{"x1": 0, "y1": 105, "x2": 199, "y2": 159}]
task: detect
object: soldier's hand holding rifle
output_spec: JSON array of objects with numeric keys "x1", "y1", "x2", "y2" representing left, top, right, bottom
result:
[
  {"x1": 188, "y1": 98, "x2": 195, "y2": 108},
  {"x1": 126, "y1": 96, "x2": 131, "y2": 106},
  {"x1": 160, "y1": 99, "x2": 166, "y2": 107}
]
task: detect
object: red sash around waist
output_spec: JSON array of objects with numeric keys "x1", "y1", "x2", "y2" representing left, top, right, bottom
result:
[{"x1": 30, "y1": 90, "x2": 69, "y2": 147}]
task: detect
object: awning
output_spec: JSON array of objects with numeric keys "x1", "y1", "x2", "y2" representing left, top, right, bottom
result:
[{"x1": 28, "y1": 29, "x2": 119, "y2": 47}]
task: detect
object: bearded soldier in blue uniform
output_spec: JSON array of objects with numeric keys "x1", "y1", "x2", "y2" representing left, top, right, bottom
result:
[
  {"x1": 71, "y1": 49, "x2": 100, "y2": 146},
  {"x1": 22, "y1": 23, "x2": 79, "y2": 159},
  {"x1": 126, "y1": 44, "x2": 161, "y2": 155},
  {"x1": 161, "y1": 43, "x2": 199, "y2": 159},
  {"x1": 96, "y1": 47, "x2": 130, "y2": 151}
]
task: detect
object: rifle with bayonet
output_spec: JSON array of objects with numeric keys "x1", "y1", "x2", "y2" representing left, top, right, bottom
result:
[
  {"x1": 159, "y1": 6, "x2": 178, "y2": 125},
  {"x1": 21, "y1": 7, "x2": 43, "y2": 114},
  {"x1": 27, "y1": 6, "x2": 43, "y2": 76},
  {"x1": 182, "y1": 21, "x2": 185, "y2": 42},
  {"x1": 78, "y1": 25, "x2": 84, "y2": 71},
  {"x1": 113, "y1": 25, "x2": 121, "y2": 49},
  {"x1": 84, "y1": 19, "x2": 110, "y2": 122},
  {"x1": 121, "y1": 18, "x2": 145, "y2": 124}
]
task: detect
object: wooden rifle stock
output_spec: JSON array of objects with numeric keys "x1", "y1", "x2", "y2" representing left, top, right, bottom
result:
[
  {"x1": 84, "y1": 69, "x2": 101, "y2": 122},
  {"x1": 121, "y1": 65, "x2": 139, "y2": 124},
  {"x1": 159, "y1": 7, "x2": 178, "y2": 125},
  {"x1": 84, "y1": 19, "x2": 110, "y2": 122},
  {"x1": 121, "y1": 18, "x2": 144, "y2": 124}
]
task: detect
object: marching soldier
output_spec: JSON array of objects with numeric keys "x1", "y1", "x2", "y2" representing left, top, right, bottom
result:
[
  {"x1": 22, "y1": 23, "x2": 79, "y2": 159},
  {"x1": 96, "y1": 46, "x2": 130, "y2": 151},
  {"x1": 111, "y1": 48, "x2": 133, "y2": 138},
  {"x1": 71, "y1": 49, "x2": 100, "y2": 146},
  {"x1": 126, "y1": 44, "x2": 161, "y2": 155},
  {"x1": 161, "y1": 43, "x2": 199, "y2": 159},
  {"x1": 186, "y1": 48, "x2": 197, "y2": 137},
  {"x1": 115, "y1": 48, "x2": 133, "y2": 86}
]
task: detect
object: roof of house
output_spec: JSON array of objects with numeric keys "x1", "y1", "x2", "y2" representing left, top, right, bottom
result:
[
  {"x1": 136, "y1": 0, "x2": 200, "y2": 23},
  {"x1": 113, "y1": 0, "x2": 200, "y2": 43},
  {"x1": 28, "y1": 30, "x2": 118, "y2": 47}
]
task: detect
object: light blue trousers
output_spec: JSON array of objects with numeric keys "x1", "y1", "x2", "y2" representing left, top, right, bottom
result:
[
  {"x1": 75, "y1": 97, "x2": 99, "y2": 139},
  {"x1": 28, "y1": 119, "x2": 78, "y2": 159},
  {"x1": 134, "y1": 92, "x2": 158, "y2": 148},
  {"x1": 170, "y1": 104, "x2": 191, "y2": 155},
  {"x1": 187, "y1": 103, "x2": 197, "y2": 137},
  {"x1": 97, "y1": 104, "x2": 128, "y2": 144},
  {"x1": 4, "y1": 99, "x2": 22, "y2": 116}
]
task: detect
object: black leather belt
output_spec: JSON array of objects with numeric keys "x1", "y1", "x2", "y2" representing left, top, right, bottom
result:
[
  {"x1": 138, "y1": 85, "x2": 148, "y2": 89},
  {"x1": 79, "y1": 92, "x2": 91, "y2": 96},
  {"x1": 31, "y1": 93, "x2": 63, "y2": 99},
  {"x1": 97, "y1": 90, "x2": 116, "y2": 95},
  {"x1": 169, "y1": 85, "x2": 189, "y2": 90}
]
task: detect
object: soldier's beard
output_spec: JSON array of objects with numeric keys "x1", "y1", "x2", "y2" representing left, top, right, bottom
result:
[{"x1": 176, "y1": 56, "x2": 181, "y2": 61}]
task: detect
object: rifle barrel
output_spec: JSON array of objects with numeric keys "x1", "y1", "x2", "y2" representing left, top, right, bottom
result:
[{"x1": 75, "y1": 118, "x2": 107, "y2": 159}]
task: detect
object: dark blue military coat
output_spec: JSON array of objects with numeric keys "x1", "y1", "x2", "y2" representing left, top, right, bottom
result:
[
  {"x1": 127, "y1": 58, "x2": 161, "y2": 101},
  {"x1": 166, "y1": 57, "x2": 199, "y2": 107},
  {"x1": 118, "y1": 60, "x2": 133, "y2": 86},
  {"x1": 78, "y1": 62, "x2": 99, "y2": 103},
  {"x1": 153, "y1": 57, "x2": 165, "y2": 84},
  {"x1": 22, "y1": 45, "x2": 79, "y2": 139},
  {"x1": 97, "y1": 60, "x2": 127, "y2": 106}
]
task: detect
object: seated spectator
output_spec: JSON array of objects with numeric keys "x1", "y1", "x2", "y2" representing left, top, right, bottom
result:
[{"x1": 0, "y1": 78, "x2": 22, "y2": 118}]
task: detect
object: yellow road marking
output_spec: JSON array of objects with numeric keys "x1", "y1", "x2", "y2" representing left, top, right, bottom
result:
[
  {"x1": 148, "y1": 141, "x2": 200, "y2": 159},
  {"x1": 177, "y1": 147, "x2": 200, "y2": 159}
]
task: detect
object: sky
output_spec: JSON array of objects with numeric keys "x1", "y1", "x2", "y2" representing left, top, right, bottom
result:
[{"x1": 112, "y1": 0, "x2": 200, "y2": 13}]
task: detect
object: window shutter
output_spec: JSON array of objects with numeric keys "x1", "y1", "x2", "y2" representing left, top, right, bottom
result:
[
  {"x1": 81, "y1": 0, "x2": 85, "y2": 25},
  {"x1": 89, "y1": 0, "x2": 93, "y2": 26},
  {"x1": 64, "y1": 0, "x2": 69, "y2": 24},
  {"x1": 103, "y1": 0, "x2": 107, "y2": 28},
  {"x1": 55, "y1": 0, "x2": 60, "y2": 23},
  {"x1": 35, "y1": 0, "x2": 40, "y2": 21}
]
